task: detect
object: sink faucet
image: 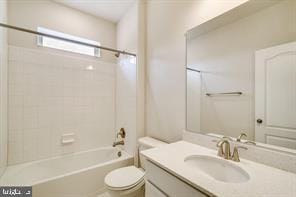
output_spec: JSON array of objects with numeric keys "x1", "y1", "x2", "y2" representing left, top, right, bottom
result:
[
  {"x1": 236, "y1": 132, "x2": 247, "y2": 142},
  {"x1": 236, "y1": 132, "x2": 256, "y2": 145},
  {"x1": 113, "y1": 140, "x2": 124, "y2": 147},
  {"x1": 217, "y1": 138, "x2": 231, "y2": 160},
  {"x1": 216, "y1": 137, "x2": 248, "y2": 162}
]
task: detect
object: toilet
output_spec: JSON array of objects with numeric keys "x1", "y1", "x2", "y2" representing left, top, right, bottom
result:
[{"x1": 104, "y1": 137, "x2": 167, "y2": 197}]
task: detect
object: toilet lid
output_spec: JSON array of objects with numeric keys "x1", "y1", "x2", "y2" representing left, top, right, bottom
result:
[{"x1": 104, "y1": 166, "x2": 145, "y2": 190}]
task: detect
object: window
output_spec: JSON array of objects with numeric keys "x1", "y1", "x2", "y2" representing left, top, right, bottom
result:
[{"x1": 37, "y1": 27, "x2": 100, "y2": 57}]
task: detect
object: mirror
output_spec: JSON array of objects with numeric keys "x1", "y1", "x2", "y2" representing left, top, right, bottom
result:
[{"x1": 186, "y1": 0, "x2": 296, "y2": 152}]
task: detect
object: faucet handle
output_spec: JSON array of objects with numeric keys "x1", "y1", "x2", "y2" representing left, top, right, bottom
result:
[{"x1": 232, "y1": 146, "x2": 248, "y2": 162}]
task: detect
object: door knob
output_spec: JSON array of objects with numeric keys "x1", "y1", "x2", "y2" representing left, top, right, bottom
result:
[{"x1": 256, "y1": 119, "x2": 263, "y2": 124}]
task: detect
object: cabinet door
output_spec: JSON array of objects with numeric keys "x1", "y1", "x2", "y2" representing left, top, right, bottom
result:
[
  {"x1": 146, "y1": 180, "x2": 168, "y2": 197},
  {"x1": 145, "y1": 160, "x2": 208, "y2": 197}
]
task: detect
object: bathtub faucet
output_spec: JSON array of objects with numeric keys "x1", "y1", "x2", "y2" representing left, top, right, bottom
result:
[{"x1": 113, "y1": 140, "x2": 124, "y2": 147}]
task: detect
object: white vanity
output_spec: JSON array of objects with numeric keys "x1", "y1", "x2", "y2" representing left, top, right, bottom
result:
[{"x1": 141, "y1": 140, "x2": 296, "y2": 197}]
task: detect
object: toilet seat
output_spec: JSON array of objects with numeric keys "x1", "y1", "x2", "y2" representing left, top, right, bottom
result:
[{"x1": 104, "y1": 166, "x2": 145, "y2": 191}]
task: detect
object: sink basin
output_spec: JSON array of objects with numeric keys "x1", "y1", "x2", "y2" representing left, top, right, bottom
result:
[{"x1": 184, "y1": 155, "x2": 250, "y2": 183}]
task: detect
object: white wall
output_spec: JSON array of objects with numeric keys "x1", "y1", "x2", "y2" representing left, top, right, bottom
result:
[
  {"x1": 187, "y1": 0, "x2": 296, "y2": 140},
  {"x1": 0, "y1": 0, "x2": 8, "y2": 176},
  {"x1": 8, "y1": 46, "x2": 116, "y2": 164},
  {"x1": 116, "y1": 0, "x2": 145, "y2": 157},
  {"x1": 145, "y1": 0, "x2": 247, "y2": 142},
  {"x1": 8, "y1": 0, "x2": 116, "y2": 63}
]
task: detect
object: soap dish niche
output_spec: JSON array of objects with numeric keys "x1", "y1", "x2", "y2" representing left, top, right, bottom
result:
[{"x1": 61, "y1": 133, "x2": 75, "y2": 145}]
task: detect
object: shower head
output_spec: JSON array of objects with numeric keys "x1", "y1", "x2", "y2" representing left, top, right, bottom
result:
[{"x1": 115, "y1": 52, "x2": 120, "y2": 58}]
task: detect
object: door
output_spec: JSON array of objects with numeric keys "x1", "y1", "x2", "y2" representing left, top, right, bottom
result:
[{"x1": 255, "y1": 41, "x2": 296, "y2": 149}]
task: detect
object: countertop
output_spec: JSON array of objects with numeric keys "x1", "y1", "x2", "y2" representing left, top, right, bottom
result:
[{"x1": 141, "y1": 141, "x2": 296, "y2": 197}]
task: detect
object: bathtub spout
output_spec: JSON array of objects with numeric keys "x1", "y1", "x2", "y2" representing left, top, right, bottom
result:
[{"x1": 113, "y1": 140, "x2": 124, "y2": 147}]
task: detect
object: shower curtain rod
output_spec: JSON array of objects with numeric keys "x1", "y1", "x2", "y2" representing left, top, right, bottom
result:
[{"x1": 0, "y1": 23, "x2": 137, "y2": 57}]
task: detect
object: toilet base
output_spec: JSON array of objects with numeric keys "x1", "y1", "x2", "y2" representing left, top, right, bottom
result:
[{"x1": 106, "y1": 184, "x2": 144, "y2": 197}]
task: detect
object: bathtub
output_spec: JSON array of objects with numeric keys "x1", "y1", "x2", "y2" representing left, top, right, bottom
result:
[{"x1": 0, "y1": 147, "x2": 133, "y2": 197}]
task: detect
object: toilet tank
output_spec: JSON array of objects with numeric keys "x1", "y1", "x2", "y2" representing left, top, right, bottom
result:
[{"x1": 138, "y1": 137, "x2": 167, "y2": 170}]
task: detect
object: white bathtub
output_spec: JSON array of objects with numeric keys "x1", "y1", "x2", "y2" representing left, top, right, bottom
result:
[{"x1": 0, "y1": 147, "x2": 133, "y2": 197}]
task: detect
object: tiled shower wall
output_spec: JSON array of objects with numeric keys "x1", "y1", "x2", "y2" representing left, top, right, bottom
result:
[{"x1": 8, "y1": 46, "x2": 116, "y2": 165}]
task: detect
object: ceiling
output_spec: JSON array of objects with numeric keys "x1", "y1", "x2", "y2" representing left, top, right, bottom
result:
[{"x1": 54, "y1": 0, "x2": 135, "y2": 23}]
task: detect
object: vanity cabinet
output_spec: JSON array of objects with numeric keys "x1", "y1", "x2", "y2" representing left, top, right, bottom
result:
[
  {"x1": 145, "y1": 181, "x2": 167, "y2": 197},
  {"x1": 145, "y1": 160, "x2": 208, "y2": 197}
]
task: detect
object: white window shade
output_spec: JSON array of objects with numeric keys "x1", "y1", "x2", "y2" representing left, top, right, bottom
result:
[{"x1": 37, "y1": 27, "x2": 100, "y2": 57}]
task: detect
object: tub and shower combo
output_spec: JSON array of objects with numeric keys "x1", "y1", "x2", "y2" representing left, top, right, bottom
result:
[
  {"x1": 0, "y1": 10, "x2": 139, "y2": 197},
  {"x1": 0, "y1": 21, "x2": 138, "y2": 197},
  {"x1": 0, "y1": 147, "x2": 133, "y2": 197}
]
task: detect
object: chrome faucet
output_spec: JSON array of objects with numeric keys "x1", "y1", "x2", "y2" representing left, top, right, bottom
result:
[
  {"x1": 217, "y1": 138, "x2": 231, "y2": 160},
  {"x1": 113, "y1": 140, "x2": 124, "y2": 147}
]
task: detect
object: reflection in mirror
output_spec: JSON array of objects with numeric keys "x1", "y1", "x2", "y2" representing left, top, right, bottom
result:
[{"x1": 186, "y1": 0, "x2": 296, "y2": 152}]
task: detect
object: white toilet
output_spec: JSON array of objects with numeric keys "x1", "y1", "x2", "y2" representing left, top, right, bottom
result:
[{"x1": 104, "y1": 137, "x2": 167, "y2": 197}]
